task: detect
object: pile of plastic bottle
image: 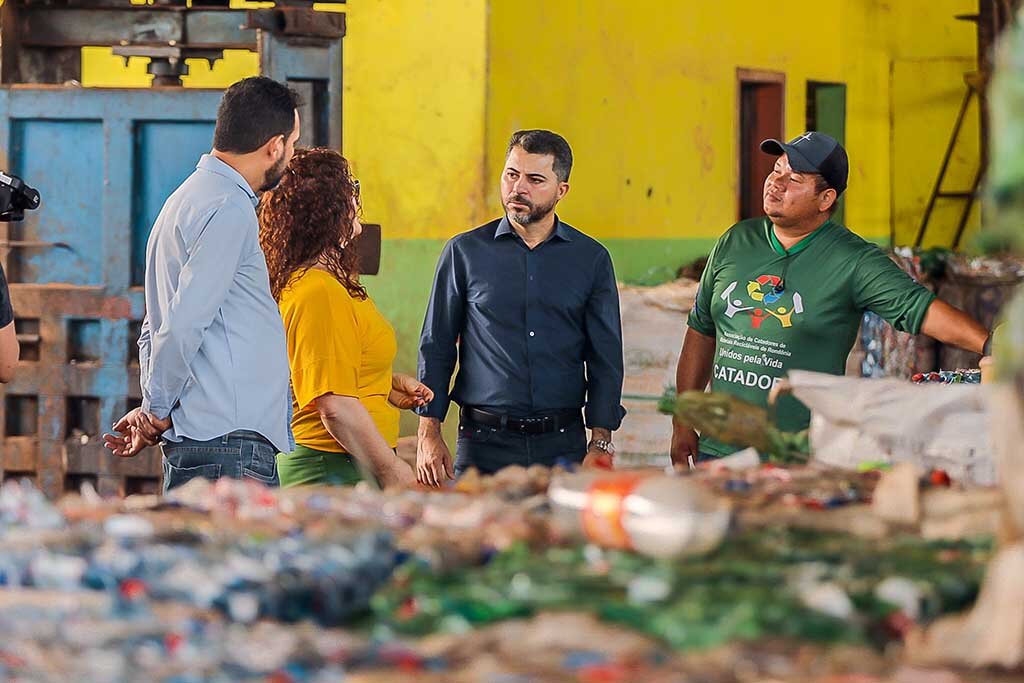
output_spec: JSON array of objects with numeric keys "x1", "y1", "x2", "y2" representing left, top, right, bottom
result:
[
  {"x1": 860, "y1": 311, "x2": 924, "y2": 379},
  {"x1": 0, "y1": 594, "x2": 441, "y2": 682},
  {"x1": 0, "y1": 467, "x2": 1003, "y2": 681},
  {"x1": 373, "y1": 527, "x2": 992, "y2": 652},
  {"x1": 911, "y1": 369, "x2": 982, "y2": 384},
  {"x1": 0, "y1": 479, "x2": 400, "y2": 628},
  {"x1": 0, "y1": 477, "x2": 65, "y2": 532}
]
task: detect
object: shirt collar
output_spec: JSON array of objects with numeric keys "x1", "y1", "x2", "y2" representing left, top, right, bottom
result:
[
  {"x1": 495, "y1": 214, "x2": 573, "y2": 243},
  {"x1": 764, "y1": 217, "x2": 832, "y2": 256},
  {"x1": 197, "y1": 154, "x2": 259, "y2": 208}
]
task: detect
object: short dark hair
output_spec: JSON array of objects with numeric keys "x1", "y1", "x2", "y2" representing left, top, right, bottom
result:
[
  {"x1": 214, "y1": 77, "x2": 301, "y2": 154},
  {"x1": 507, "y1": 129, "x2": 573, "y2": 182}
]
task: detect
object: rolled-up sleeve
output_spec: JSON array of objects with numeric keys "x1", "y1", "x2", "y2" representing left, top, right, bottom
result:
[
  {"x1": 142, "y1": 201, "x2": 248, "y2": 419},
  {"x1": 583, "y1": 249, "x2": 626, "y2": 431},
  {"x1": 416, "y1": 238, "x2": 465, "y2": 421}
]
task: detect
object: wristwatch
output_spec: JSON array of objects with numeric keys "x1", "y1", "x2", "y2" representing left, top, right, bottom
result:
[{"x1": 589, "y1": 439, "x2": 616, "y2": 455}]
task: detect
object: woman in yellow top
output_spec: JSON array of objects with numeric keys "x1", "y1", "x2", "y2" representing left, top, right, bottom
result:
[{"x1": 258, "y1": 148, "x2": 427, "y2": 487}]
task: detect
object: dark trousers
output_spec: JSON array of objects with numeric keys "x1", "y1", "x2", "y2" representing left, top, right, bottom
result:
[
  {"x1": 454, "y1": 417, "x2": 587, "y2": 476},
  {"x1": 161, "y1": 430, "x2": 279, "y2": 493}
]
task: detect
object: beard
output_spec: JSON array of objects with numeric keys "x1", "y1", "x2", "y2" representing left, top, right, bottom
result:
[
  {"x1": 259, "y1": 153, "x2": 289, "y2": 193},
  {"x1": 504, "y1": 193, "x2": 558, "y2": 226}
]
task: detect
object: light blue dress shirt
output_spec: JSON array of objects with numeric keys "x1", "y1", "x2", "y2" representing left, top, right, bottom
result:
[{"x1": 139, "y1": 154, "x2": 291, "y2": 453}]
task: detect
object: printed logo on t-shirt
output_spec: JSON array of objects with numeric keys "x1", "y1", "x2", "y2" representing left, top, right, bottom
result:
[{"x1": 720, "y1": 274, "x2": 804, "y2": 329}]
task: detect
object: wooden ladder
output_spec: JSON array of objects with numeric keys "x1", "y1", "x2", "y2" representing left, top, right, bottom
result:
[{"x1": 913, "y1": 72, "x2": 984, "y2": 249}]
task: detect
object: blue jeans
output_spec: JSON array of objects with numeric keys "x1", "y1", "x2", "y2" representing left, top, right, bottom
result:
[
  {"x1": 454, "y1": 418, "x2": 587, "y2": 476},
  {"x1": 161, "y1": 430, "x2": 279, "y2": 493}
]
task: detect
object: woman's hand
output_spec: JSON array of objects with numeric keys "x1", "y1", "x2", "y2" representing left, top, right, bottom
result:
[{"x1": 389, "y1": 373, "x2": 435, "y2": 410}]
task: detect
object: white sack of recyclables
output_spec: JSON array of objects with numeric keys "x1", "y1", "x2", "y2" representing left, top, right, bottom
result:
[{"x1": 786, "y1": 370, "x2": 997, "y2": 486}]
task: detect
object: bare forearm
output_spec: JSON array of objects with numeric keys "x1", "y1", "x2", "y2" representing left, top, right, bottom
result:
[
  {"x1": 920, "y1": 299, "x2": 989, "y2": 355},
  {"x1": 673, "y1": 326, "x2": 716, "y2": 434},
  {"x1": 676, "y1": 327, "x2": 716, "y2": 394},
  {"x1": 318, "y1": 396, "x2": 399, "y2": 475},
  {"x1": 0, "y1": 321, "x2": 18, "y2": 383},
  {"x1": 418, "y1": 416, "x2": 443, "y2": 438},
  {"x1": 590, "y1": 427, "x2": 611, "y2": 442},
  {"x1": 388, "y1": 374, "x2": 410, "y2": 407}
]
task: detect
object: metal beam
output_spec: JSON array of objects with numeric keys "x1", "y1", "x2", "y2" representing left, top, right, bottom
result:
[
  {"x1": 247, "y1": 7, "x2": 346, "y2": 39},
  {"x1": 18, "y1": 9, "x2": 256, "y2": 49}
]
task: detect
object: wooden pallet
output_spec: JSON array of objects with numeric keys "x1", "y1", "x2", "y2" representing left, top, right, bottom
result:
[{"x1": 0, "y1": 286, "x2": 161, "y2": 498}]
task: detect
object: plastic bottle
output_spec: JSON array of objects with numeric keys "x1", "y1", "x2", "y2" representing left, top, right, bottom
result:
[{"x1": 548, "y1": 471, "x2": 732, "y2": 558}]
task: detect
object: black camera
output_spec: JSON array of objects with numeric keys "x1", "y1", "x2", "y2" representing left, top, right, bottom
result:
[{"x1": 0, "y1": 171, "x2": 40, "y2": 222}]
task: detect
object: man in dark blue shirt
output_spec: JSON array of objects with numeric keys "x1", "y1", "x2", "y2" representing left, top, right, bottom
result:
[{"x1": 415, "y1": 129, "x2": 625, "y2": 485}]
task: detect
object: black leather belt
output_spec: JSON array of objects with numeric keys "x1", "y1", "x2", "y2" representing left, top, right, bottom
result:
[{"x1": 460, "y1": 406, "x2": 582, "y2": 434}]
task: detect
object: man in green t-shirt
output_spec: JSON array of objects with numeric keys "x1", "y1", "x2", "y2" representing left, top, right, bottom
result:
[{"x1": 671, "y1": 132, "x2": 991, "y2": 464}]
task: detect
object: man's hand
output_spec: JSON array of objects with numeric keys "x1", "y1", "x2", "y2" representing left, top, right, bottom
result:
[
  {"x1": 102, "y1": 426, "x2": 152, "y2": 458},
  {"x1": 582, "y1": 448, "x2": 614, "y2": 469},
  {"x1": 126, "y1": 409, "x2": 172, "y2": 443},
  {"x1": 417, "y1": 418, "x2": 454, "y2": 487},
  {"x1": 389, "y1": 374, "x2": 435, "y2": 410},
  {"x1": 670, "y1": 422, "x2": 699, "y2": 468},
  {"x1": 582, "y1": 427, "x2": 614, "y2": 469},
  {"x1": 102, "y1": 408, "x2": 171, "y2": 458}
]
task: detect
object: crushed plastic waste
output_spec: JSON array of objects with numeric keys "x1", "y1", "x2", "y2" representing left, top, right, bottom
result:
[
  {"x1": 372, "y1": 527, "x2": 992, "y2": 652},
  {"x1": 0, "y1": 469, "x2": 1004, "y2": 681},
  {"x1": 912, "y1": 369, "x2": 982, "y2": 384}
]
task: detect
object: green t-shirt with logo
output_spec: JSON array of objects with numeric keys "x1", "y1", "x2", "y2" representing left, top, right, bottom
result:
[{"x1": 687, "y1": 217, "x2": 936, "y2": 457}]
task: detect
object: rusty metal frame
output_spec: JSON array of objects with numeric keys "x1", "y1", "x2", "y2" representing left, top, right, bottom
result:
[
  {"x1": 0, "y1": 3, "x2": 348, "y2": 496},
  {"x1": 1, "y1": 2, "x2": 346, "y2": 85}
]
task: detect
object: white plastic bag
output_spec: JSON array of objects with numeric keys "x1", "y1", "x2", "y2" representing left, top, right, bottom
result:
[{"x1": 786, "y1": 370, "x2": 996, "y2": 486}]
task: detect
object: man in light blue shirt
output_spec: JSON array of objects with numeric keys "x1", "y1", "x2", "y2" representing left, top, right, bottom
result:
[{"x1": 103, "y1": 77, "x2": 300, "y2": 491}]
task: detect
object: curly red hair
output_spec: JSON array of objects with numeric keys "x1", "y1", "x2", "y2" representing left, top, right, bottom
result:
[{"x1": 258, "y1": 147, "x2": 366, "y2": 301}]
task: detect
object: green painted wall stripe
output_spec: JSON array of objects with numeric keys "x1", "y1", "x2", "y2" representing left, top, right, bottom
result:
[{"x1": 604, "y1": 238, "x2": 717, "y2": 286}]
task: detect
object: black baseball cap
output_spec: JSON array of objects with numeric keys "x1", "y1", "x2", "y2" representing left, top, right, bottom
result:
[{"x1": 760, "y1": 132, "x2": 848, "y2": 195}]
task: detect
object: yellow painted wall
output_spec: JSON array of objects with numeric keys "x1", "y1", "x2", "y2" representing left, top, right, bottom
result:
[
  {"x1": 74, "y1": 0, "x2": 979, "y2": 246},
  {"x1": 340, "y1": 0, "x2": 489, "y2": 237},
  {"x1": 891, "y1": 57, "x2": 980, "y2": 247},
  {"x1": 485, "y1": 0, "x2": 979, "y2": 245},
  {"x1": 80, "y1": 1, "x2": 490, "y2": 237},
  {"x1": 883, "y1": 0, "x2": 982, "y2": 247}
]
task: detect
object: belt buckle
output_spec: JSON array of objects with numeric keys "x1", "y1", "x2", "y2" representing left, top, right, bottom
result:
[
  {"x1": 529, "y1": 416, "x2": 552, "y2": 434},
  {"x1": 519, "y1": 416, "x2": 540, "y2": 434}
]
